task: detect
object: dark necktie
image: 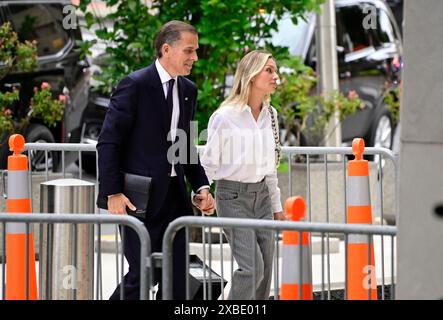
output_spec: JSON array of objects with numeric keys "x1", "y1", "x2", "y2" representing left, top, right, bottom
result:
[{"x1": 166, "y1": 78, "x2": 175, "y2": 122}]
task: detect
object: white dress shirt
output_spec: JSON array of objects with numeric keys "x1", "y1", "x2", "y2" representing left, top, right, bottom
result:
[
  {"x1": 155, "y1": 59, "x2": 179, "y2": 177},
  {"x1": 156, "y1": 60, "x2": 209, "y2": 195},
  {"x1": 201, "y1": 104, "x2": 283, "y2": 213}
]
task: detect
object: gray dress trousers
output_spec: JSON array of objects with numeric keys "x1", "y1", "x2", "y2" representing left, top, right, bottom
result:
[{"x1": 216, "y1": 179, "x2": 275, "y2": 300}]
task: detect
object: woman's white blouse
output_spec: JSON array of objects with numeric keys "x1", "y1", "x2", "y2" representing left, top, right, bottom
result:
[{"x1": 201, "y1": 104, "x2": 283, "y2": 213}]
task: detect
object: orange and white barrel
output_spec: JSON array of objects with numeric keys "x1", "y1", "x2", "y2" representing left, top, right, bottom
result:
[
  {"x1": 6, "y1": 134, "x2": 38, "y2": 300},
  {"x1": 281, "y1": 196, "x2": 312, "y2": 300},
  {"x1": 346, "y1": 138, "x2": 377, "y2": 300}
]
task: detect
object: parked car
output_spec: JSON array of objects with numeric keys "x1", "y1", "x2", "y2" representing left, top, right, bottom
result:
[
  {"x1": 273, "y1": 0, "x2": 403, "y2": 150},
  {"x1": 0, "y1": 0, "x2": 90, "y2": 171}
]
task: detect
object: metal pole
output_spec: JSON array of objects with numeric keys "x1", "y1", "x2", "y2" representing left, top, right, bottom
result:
[{"x1": 317, "y1": 0, "x2": 341, "y2": 149}]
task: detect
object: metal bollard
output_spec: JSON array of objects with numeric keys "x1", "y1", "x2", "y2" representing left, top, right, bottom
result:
[{"x1": 39, "y1": 178, "x2": 95, "y2": 300}]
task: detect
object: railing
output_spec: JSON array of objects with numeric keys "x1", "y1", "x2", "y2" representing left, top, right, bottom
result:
[
  {"x1": 162, "y1": 216, "x2": 397, "y2": 300},
  {"x1": 0, "y1": 213, "x2": 152, "y2": 300},
  {"x1": 1, "y1": 142, "x2": 397, "y2": 300}
]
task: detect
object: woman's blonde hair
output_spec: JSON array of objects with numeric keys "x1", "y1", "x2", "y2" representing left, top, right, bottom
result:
[{"x1": 221, "y1": 50, "x2": 274, "y2": 110}]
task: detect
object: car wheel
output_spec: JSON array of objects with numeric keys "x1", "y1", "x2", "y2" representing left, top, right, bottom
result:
[
  {"x1": 279, "y1": 127, "x2": 306, "y2": 146},
  {"x1": 78, "y1": 152, "x2": 97, "y2": 175},
  {"x1": 279, "y1": 127, "x2": 308, "y2": 163},
  {"x1": 25, "y1": 124, "x2": 59, "y2": 172},
  {"x1": 371, "y1": 110, "x2": 393, "y2": 150},
  {"x1": 368, "y1": 109, "x2": 393, "y2": 165}
]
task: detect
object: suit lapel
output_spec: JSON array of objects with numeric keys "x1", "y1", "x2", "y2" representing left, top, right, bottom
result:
[
  {"x1": 177, "y1": 77, "x2": 186, "y2": 131},
  {"x1": 146, "y1": 64, "x2": 171, "y2": 135}
]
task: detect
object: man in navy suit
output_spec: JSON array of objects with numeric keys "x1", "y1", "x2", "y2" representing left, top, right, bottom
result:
[{"x1": 97, "y1": 21, "x2": 214, "y2": 300}]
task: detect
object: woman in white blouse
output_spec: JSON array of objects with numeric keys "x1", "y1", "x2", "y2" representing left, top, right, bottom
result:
[{"x1": 201, "y1": 50, "x2": 286, "y2": 300}]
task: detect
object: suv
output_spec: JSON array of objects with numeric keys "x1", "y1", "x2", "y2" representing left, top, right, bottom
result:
[
  {"x1": 273, "y1": 0, "x2": 403, "y2": 149},
  {"x1": 0, "y1": 0, "x2": 90, "y2": 170}
]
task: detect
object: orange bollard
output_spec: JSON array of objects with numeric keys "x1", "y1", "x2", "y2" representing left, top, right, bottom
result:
[
  {"x1": 6, "y1": 134, "x2": 38, "y2": 300},
  {"x1": 346, "y1": 138, "x2": 377, "y2": 300},
  {"x1": 280, "y1": 196, "x2": 312, "y2": 300}
]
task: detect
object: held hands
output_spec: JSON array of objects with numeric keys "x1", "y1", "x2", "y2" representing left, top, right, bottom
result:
[
  {"x1": 274, "y1": 211, "x2": 287, "y2": 221},
  {"x1": 109, "y1": 190, "x2": 215, "y2": 215},
  {"x1": 193, "y1": 188, "x2": 215, "y2": 215},
  {"x1": 107, "y1": 193, "x2": 136, "y2": 214}
]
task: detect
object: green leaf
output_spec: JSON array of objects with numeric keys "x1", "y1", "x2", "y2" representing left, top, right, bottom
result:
[
  {"x1": 128, "y1": 0, "x2": 137, "y2": 13},
  {"x1": 95, "y1": 28, "x2": 110, "y2": 40},
  {"x1": 127, "y1": 42, "x2": 144, "y2": 51},
  {"x1": 85, "y1": 12, "x2": 94, "y2": 28}
]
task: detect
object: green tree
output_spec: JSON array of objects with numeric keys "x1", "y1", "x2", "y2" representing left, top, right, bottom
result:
[{"x1": 77, "y1": 0, "x2": 325, "y2": 137}]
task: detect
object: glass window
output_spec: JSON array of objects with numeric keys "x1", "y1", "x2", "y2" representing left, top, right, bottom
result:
[
  {"x1": 336, "y1": 5, "x2": 373, "y2": 53},
  {"x1": 271, "y1": 14, "x2": 310, "y2": 56},
  {"x1": 372, "y1": 8, "x2": 396, "y2": 47},
  {"x1": 6, "y1": 4, "x2": 70, "y2": 57}
]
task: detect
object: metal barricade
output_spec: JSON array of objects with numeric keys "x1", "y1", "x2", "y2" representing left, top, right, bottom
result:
[
  {"x1": 162, "y1": 216, "x2": 397, "y2": 300},
  {"x1": 176, "y1": 145, "x2": 398, "y2": 300},
  {"x1": 0, "y1": 142, "x2": 124, "y2": 300},
  {"x1": 278, "y1": 146, "x2": 397, "y2": 300},
  {"x1": 7, "y1": 143, "x2": 397, "y2": 300},
  {"x1": 0, "y1": 213, "x2": 152, "y2": 300}
]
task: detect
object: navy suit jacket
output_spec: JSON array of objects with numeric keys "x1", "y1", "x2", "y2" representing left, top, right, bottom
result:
[{"x1": 96, "y1": 63, "x2": 209, "y2": 217}]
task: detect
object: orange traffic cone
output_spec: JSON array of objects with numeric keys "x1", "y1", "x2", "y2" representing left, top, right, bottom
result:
[
  {"x1": 346, "y1": 138, "x2": 377, "y2": 300},
  {"x1": 280, "y1": 196, "x2": 312, "y2": 300},
  {"x1": 6, "y1": 134, "x2": 38, "y2": 300}
]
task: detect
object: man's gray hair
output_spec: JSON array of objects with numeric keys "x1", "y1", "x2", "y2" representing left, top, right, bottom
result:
[{"x1": 155, "y1": 21, "x2": 197, "y2": 58}]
